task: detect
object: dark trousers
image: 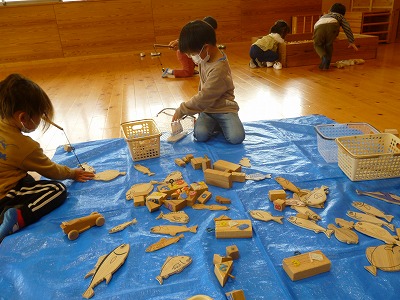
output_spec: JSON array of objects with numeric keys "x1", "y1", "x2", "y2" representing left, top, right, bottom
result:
[
  {"x1": 313, "y1": 23, "x2": 340, "y2": 61},
  {"x1": 249, "y1": 45, "x2": 279, "y2": 63},
  {"x1": 0, "y1": 175, "x2": 67, "y2": 226}
]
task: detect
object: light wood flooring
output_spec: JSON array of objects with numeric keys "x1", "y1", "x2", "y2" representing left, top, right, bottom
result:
[{"x1": 1, "y1": 41, "x2": 399, "y2": 156}]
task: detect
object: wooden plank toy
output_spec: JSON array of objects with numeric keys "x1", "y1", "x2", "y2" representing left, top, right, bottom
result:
[
  {"x1": 268, "y1": 190, "x2": 287, "y2": 201},
  {"x1": 231, "y1": 172, "x2": 246, "y2": 182},
  {"x1": 282, "y1": 250, "x2": 331, "y2": 281},
  {"x1": 214, "y1": 260, "x2": 234, "y2": 287},
  {"x1": 163, "y1": 199, "x2": 187, "y2": 212},
  {"x1": 215, "y1": 219, "x2": 252, "y2": 239},
  {"x1": 133, "y1": 195, "x2": 145, "y2": 207},
  {"x1": 216, "y1": 195, "x2": 231, "y2": 204},
  {"x1": 146, "y1": 192, "x2": 167, "y2": 205},
  {"x1": 204, "y1": 169, "x2": 232, "y2": 189},
  {"x1": 226, "y1": 290, "x2": 246, "y2": 300},
  {"x1": 213, "y1": 160, "x2": 241, "y2": 173},
  {"x1": 191, "y1": 157, "x2": 204, "y2": 169},
  {"x1": 146, "y1": 200, "x2": 162, "y2": 213},
  {"x1": 174, "y1": 158, "x2": 186, "y2": 167},
  {"x1": 213, "y1": 254, "x2": 233, "y2": 264},
  {"x1": 197, "y1": 190, "x2": 212, "y2": 204},
  {"x1": 190, "y1": 181, "x2": 208, "y2": 194},
  {"x1": 182, "y1": 154, "x2": 194, "y2": 164}
]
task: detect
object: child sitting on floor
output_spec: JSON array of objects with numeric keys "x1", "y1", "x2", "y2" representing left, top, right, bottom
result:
[
  {"x1": 0, "y1": 73, "x2": 94, "y2": 242},
  {"x1": 249, "y1": 20, "x2": 290, "y2": 70},
  {"x1": 172, "y1": 20, "x2": 245, "y2": 144}
]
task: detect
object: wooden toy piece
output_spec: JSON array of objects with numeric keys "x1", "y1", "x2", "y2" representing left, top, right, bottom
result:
[
  {"x1": 204, "y1": 169, "x2": 232, "y2": 189},
  {"x1": 351, "y1": 201, "x2": 394, "y2": 222},
  {"x1": 213, "y1": 254, "x2": 233, "y2": 264},
  {"x1": 285, "y1": 198, "x2": 306, "y2": 207},
  {"x1": 158, "y1": 179, "x2": 189, "y2": 196},
  {"x1": 126, "y1": 182, "x2": 154, "y2": 199},
  {"x1": 245, "y1": 172, "x2": 271, "y2": 181},
  {"x1": 384, "y1": 128, "x2": 399, "y2": 137},
  {"x1": 356, "y1": 189, "x2": 400, "y2": 206},
  {"x1": 275, "y1": 176, "x2": 307, "y2": 196},
  {"x1": 335, "y1": 218, "x2": 354, "y2": 229},
  {"x1": 268, "y1": 190, "x2": 287, "y2": 202},
  {"x1": 133, "y1": 195, "x2": 145, "y2": 207},
  {"x1": 365, "y1": 244, "x2": 400, "y2": 276},
  {"x1": 145, "y1": 234, "x2": 184, "y2": 252},
  {"x1": 249, "y1": 210, "x2": 284, "y2": 224},
  {"x1": 192, "y1": 203, "x2": 229, "y2": 211},
  {"x1": 197, "y1": 190, "x2": 212, "y2": 204},
  {"x1": 214, "y1": 215, "x2": 231, "y2": 221},
  {"x1": 226, "y1": 290, "x2": 246, "y2": 300},
  {"x1": 146, "y1": 200, "x2": 162, "y2": 213},
  {"x1": 150, "y1": 224, "x2": 198, "y2": 236},
  {"x1": 156, "y1": 211, "x2": 189, "y2": 224},
  {"x1": 94, "y1": 170, "x2": 126, "y2": 181},
  {"x1": 287, "y1": 216, "x2": 333, "y2": 238},
  {"x1": 215, "y1": 219, "x2": 252, "y2": 239},
  {"x1": 295, "y1": 213, "x2": 309, "y2": 220},
  {"x1": 134, "y1": 164, "x2": 155, "y2": 176},
  {"x1": 239, "y1": 157, "x2": 251, "y2": 168},
  {"x1": 64, "y1": 144, "x2": 73, "y2": 152},
  {"x1": 60, "y1": 212, "x2": 105, "y2": 241},
  {"x1": 109, "y1": 218, "x2": 137, "y2": 234},
  {"x1": 182, "y1": 154, "x2": 194, "y2": 164},
  {"x1": 186, "y1": 189, "x2": 198, "y2": 203},
  {"x1": 347, "y1": 211, "x2": 394, "y2": 231},
  {"x1": 226, "y1": 245, "x2": 240, "y2": 260},
  {"x1": 83, "y1": 244, "x2": 130, "y2": 299},
  {"x1": 231, "y1": 172, "x2": 246, "y2": 182},
  {"x1": 191, "y1": 157, "x2": 204, "y2": 170},
  {"x1": 202, "y1": 156, "x2": 212, "y2": 170},
  {"x1": 146, "y1": 192, "x2": 167, "y2": 205},
  {"x1": 190, "y1": 181, "x2": 208, "y2": 194},
  {"x1": 164, "y1": 171, "x2": 183, "y2": 183},
  {"x1": 397, "y1": 228, "x2": 400, "y2": 239},
  {"x1": 156, "y1": 255, "x2": 192, "y2": 284},
  {"x1": 327, "y1": 223, "x2": 358, "y2": 244},
  {"x1": 291, "y1": 205, "x2": 321, "y2": 221},
  {"x1": 171, "y1": 120, "x2": 183, "y2": 136},
  {"x1": 273, "y1": 199, "x2": 286, "y2": 211},
  {"x1": 354, "y1": 222, "x2": 400, "y2": 246},
  {"x1": 174, "y1": 158, "x2": 186, "y2": 167},
  {"x1": 282, "y1": 250, "x2": 331, "y2": 281},
  {"x1": 213, "y1": 160, "x2": 242, "y2": 173},
  {"x1": 302, "y1": 186, "x2": 329, "y2": 207},
  {"x1": 163, "y1": 199, "x2": 187, "y2": 212},
  {"x1": 216, "y1": 195, "x2": 231, "y2": 204},
  {"x1": 214, "y1": 260, "x2": 234, "y2": 287},
  {"x1": 81, "y1": 162, "x2": 96, "y2": 173}
]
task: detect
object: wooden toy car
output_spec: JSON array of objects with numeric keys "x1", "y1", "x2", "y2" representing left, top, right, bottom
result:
[{"x1": 60, "y1": 212, "x2": 105, "y2": 240}]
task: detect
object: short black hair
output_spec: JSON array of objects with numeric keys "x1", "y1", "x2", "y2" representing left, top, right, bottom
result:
[
  {"x1": 203, "y1": 16, "x2": 218, "y2": 30},
  {"x1": 270, "y1": 20, "x2": 290, "y2": 38},
  {"x1": 330, "y1": 3, "x2": 346, "y2": 15},
  {"x1": 178, "y1": 20, "x2": 216, "y2": 54}
]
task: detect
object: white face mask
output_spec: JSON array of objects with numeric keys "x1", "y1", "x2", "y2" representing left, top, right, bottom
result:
[{"x1": 191, "y1": 45, "x2": 210, "y2": 64}]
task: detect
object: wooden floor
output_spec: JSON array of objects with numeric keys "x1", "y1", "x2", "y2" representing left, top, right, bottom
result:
[{"x1": 1, "y1": 41, "x2": 399, "y2": 156}]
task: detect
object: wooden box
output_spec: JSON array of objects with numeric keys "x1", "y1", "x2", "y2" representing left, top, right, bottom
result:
[
  {"x1": 215, "y1": 219, "x2": 252, "y2": 239},
  {"x1": 282, "y1": 250, "x2": 331, "y2": 281}
]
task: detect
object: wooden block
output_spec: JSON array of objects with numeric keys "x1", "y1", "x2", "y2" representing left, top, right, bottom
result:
[
  {"x1": 163, "y1": 199, "x2": 187, "y2": 212},
  {"x1": 202, "y1": 158, "x2": 212, "y2": 170},
  {"x1": 226, "y1": 245, "x2": 240, "y2": 260},
  {"x1": 197, "y1": 190, "x2": 212, "y2": 204},
  {"x1": 273, "y1": 199, "x2": 286, "y2": 211},
  {"x1": 231, "y1": 172, "x2": 246, "y2": 182},
  {"x1": 63, "y1": 144, "x2": 73, "y2": 152},
  {"x1": 146, "y1": 192, "x2": 167, "y2": 205},
  {"x1": 268, "y1": 190, "x2": 287, "y2": 201},
  {"x1": 191, "y1": 157, "x2": 204, "y2": 169},
  {"x1": 216, "y1": 195, "x2": 231, "y2": 204},
  {"x1": 215, "y1": 219, "x2": 252, "y2": 239},
  {"x1": 190, "y1": 181, "x2": 208, "y2": 194},
  {"x1": 225, "y1": 290, "x2": 246, "y2": 300},
  {"x1": 213, "y1": 254, "x2": 233, "y2": 265},
  {"x1": 186, "y1": 190, "x2": 198, "y2": 202},
  {"x1": 204, "y1": 169, "x2": 232, "y2": 189},
  {"x1": 213, "y1": 160, "x2": 241, "y2": 172},
  {"x1": 214, "y1": 260, "x2": 233, "y2": 287},
  {"x1": 296, "y1": 213, "x2": 309, "y2": 220},
  {"x1": 133, "y1": 195, "x2": 145, "y2": 207},
  {"x1": 146, "y1": 200, "x2": 161, "y2": 213},
  {"x1": 182, "y1": 154, "x2": 194, "y2": 163},
  {"x1": 282, "y1": 250, "x2": 331, "y2": 281},
  {"x1": 157, "y1": 180, "x2": 188, "y2": 196},
  {"x1": 174, "y1": 158, "x2": 186, "y2": 167}
]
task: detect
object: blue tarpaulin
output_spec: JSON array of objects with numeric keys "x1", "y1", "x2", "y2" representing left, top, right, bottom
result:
[{"x1": 1, "y1": 115, "x2": 399, "y2": 300}]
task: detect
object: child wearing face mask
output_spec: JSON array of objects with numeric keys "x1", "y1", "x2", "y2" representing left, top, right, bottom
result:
[
  {"x1": 172, "y1": 20, "x2": 245, "y2": 144},
  {"x1": 0, "y1": 73, "x2": 95, "y2": 243}
]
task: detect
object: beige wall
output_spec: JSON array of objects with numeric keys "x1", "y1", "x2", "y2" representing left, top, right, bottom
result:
[{"x1": 0, "y1": 0, "x2": 321, "y2": 63}]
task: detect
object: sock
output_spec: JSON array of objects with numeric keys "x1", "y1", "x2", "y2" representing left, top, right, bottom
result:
[{"x1": 0, "y1": 208, "x2": 20, "y2": 242}]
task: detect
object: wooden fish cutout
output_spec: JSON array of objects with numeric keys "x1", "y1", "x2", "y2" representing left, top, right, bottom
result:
[
  {"x1": 291, "y1": 205, "x2": 321, "y2": 221},
  {"x1": 365, "y1": 244, "x2": 400, "y2": 276},
  {"x1": 81, "y1": 162, "x2": 96, "y2": 173},
  {"x1": 134, "y1": 164, "x2": 155, "y2": 176},
  {"x1": 126, "y1": 182, "x2": 154, "y2": 199},
  {"x1": 287, "y1": 216, "x2": 333, "y2": 238},
  {"x1": 347, "y1": 211, "x2": 395, "y2": 232},
  {"x1": 239, "y1": 157, "x2": 251, "y2": 168},
  {"x1": 94, "y1": 170, "x2": 126, "y2": 181},
  {"x1": 83, "y1": 244, "x2": 130, "y2": 299},
  {"x1": 192, "y1": 204, "x2": 229, "y2": 211},
  {"x1": 109, "y1": 218, "x2": 137, "y2": 233},
  {"x1": 354, "y1": 222, "x2": 400, "y2": 246},
  {"x1": 356, "y1": 189, "x2": 400, "y2": 205},
  {"x1": 150, "y1": 224, "x2": 198, "y2": 236},
  {"x1": 335, "y1": 218, "x2": 355, "y2": 229},
  {"x1": 245, "y1": 173, "x2": 271, "y2": 181},
  {"x1": 156, "y1": 211, "x2": 189, "y2": 224},
  {"x1": 351, "y1": 201, "x2": 394, "y2": 222},
  {"x1": 285, "y1": 198, "x2": 306, "y2": 207},
  {"x1": 145, "y1": 234, "x2": 184, "y2": 252},
  {"x1": 249, "y1": 210, "x2": 284, "y2": 224},
  {"x1": 156, "y1": 255, "x2": 192, "y2": 284},
  {"x1": 302, "y1": 186, "x2": 329, "y2": 206},
  {"x1": 327, "y1": 224, "x2": 359, "y2": 244},
  {"x1": 275, "y1": 177, "x2": 306, "y2": 196}
]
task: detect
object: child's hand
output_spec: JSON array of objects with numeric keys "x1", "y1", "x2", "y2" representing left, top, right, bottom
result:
[
  {"x1": 349, "y1": 43, "x2": 358, "y2": 51},
  {"x1": 169, "y1": 39, "x2": 179, "y2": 50},
  {"x1": 73, "y1": 168, "x2": 95, "y2": 182},
  {"x1": 172, "y1": 109, "x2": 184, "y2": 122}
]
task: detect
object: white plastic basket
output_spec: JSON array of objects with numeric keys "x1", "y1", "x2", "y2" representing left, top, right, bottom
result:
[
  {"x1": 121, "y1": 119, "x2": 161, "y2": 161},
  {"x1": 315, "y1": 123, "x2": 379, "y2": 163},
  {"x1": 336, "y1": 133, "x2": 400, "y2": 181}
]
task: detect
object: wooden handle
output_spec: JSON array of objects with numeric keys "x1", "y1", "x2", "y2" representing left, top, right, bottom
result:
[{"x1": 154, "y1": 44, "x2": 172, "y2": 48}]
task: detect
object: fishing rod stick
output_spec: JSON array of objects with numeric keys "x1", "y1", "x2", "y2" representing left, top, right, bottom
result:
[
  {"x1": 153, "y1": 45, "x2": 165, "y2": 72},
  {"x1": 153, "y1": 44, "x2": 173, "y2": 48}
]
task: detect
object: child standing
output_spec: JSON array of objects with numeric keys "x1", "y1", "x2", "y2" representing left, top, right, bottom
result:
[
  {"x1": 313, "y1": 3, "x2": 358, "y2": 69},
  {"x1": 249, "y1": 20, "x2": 290, "y2": 70},
  {"x1": 0, "y1": 74, "x2": 94, "y2": 242},
  {"x1": 172, "y1": 20, "x2": 245, "y2": 144}
]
